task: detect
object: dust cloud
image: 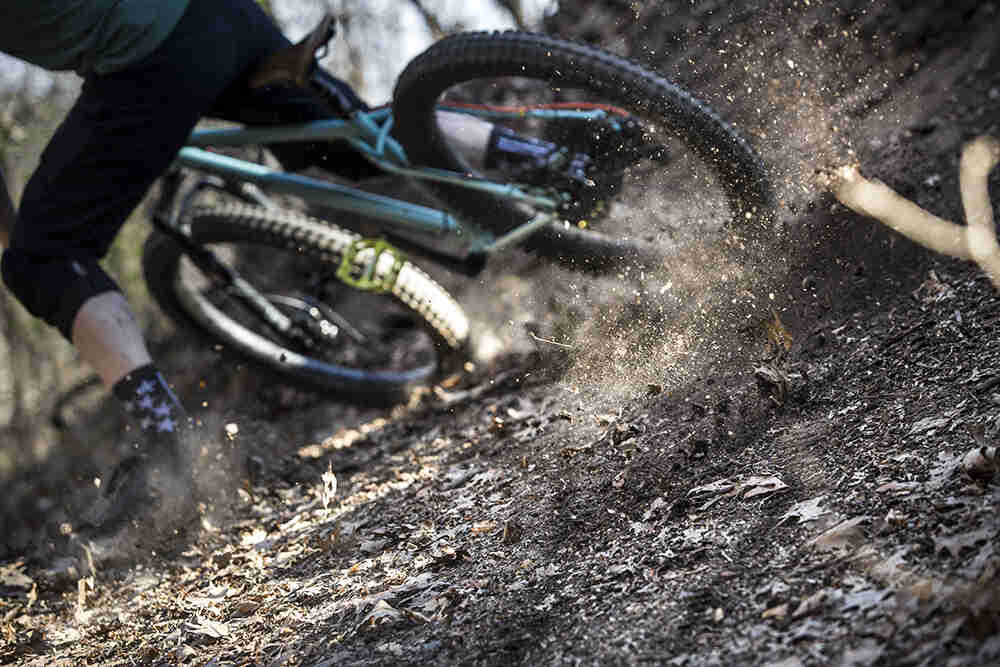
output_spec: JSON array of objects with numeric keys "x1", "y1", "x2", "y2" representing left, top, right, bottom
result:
[{"x1": 454, "y1": 0, "x2": 932, "y2": 408}]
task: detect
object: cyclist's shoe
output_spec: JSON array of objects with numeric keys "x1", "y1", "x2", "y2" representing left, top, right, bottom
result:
[
  {"x1": 28, "y1": 446, "x2": 196, "y2": 589},
  {"x1": 87, "y1": 450, "x2": 191, "y2": 528},
  {"x1": 72, "y1": 443, "x2": 196, "y2": 567}
]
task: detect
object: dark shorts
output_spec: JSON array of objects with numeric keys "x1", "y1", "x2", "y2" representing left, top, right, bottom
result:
[{"x1": 2, "y1": 0, "x2": 367, "y2": 337}]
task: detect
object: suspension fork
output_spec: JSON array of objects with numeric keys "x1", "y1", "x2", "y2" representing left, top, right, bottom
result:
[{"x1": 152, "y1": 170, "x2": 321, "y2": 347}]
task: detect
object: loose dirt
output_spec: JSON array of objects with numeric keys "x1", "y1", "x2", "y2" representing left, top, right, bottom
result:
[{"x1": 3, "y1": 1, "x2": 1000, "y2": 665}]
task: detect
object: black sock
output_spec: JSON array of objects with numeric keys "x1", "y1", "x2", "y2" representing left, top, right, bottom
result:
[{"x1": 112, "y1": 364, "x2": 189, "y2": 440}]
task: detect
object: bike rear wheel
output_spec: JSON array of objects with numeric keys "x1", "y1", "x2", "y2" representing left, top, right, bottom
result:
[
  {"x1": 392, "y1": 31, "x2": 775, "y2": 272},
  {"x1": 143, "y1": 203, "x2": 468, "y2": 404}
]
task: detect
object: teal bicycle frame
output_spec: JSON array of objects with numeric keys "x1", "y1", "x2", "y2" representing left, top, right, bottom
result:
[{"x1": 174, "y1": 105, "x2": 611, "y2": 273}]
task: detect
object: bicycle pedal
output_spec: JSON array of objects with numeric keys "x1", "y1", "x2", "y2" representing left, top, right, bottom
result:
[{"x1": 336, "y1": 238, "x2": 405, "y2": 293}]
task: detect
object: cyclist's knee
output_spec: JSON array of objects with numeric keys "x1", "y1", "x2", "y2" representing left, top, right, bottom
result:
[{"x1": 1, "y1": 249, "x2": 119, "y2": 340}]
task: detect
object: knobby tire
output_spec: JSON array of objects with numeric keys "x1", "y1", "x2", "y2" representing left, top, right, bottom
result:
[
  {"x1": 143, "y1": 203, "x2": 468, "y2": 404},
  {"x1": 392, "y1": 31, "x2": 775, "y2": 271}
]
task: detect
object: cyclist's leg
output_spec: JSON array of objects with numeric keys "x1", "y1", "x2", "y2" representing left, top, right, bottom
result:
[
  {"x1": 2, "y1": 0, "x2": 278, "y2": 383},
  {"x1": 181, "y1": 3, "x2": 377, "y2": 179},
  {"x1": 3, "y1": 0, "x2": 331, "y2": 560},
  {"x1": 436, "y1": 111, "x2": 493, "y2": 169},
  {"x1": 0, "y1": 73, "x2": 191, "y2": 391},
  {"x1": 205, "y1": 12, "x2": 531, "y2": 181}
]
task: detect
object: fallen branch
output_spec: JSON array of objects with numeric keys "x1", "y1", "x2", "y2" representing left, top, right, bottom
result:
[{"x1": 825, "y1": 135, "x2": 1000, "y2": 290}]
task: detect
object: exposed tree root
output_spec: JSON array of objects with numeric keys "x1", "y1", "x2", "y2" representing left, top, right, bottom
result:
[{"x1": 825, "y1": 136, "x2": 1000, "y2": 290}]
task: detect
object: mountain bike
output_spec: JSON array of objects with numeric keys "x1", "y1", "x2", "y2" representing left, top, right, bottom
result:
[{"x1": 141, "y1": 17, "x2": 774, "y2": 405}]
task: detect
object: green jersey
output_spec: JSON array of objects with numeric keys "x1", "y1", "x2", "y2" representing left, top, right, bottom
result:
[{"x1": 1, "y1": 0, "x2": 191, "y2": 75}]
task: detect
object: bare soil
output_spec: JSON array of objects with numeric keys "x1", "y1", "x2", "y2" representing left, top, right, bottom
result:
[{"x1": 3, "y1": 1, "x2": 1000, "y2": 665}]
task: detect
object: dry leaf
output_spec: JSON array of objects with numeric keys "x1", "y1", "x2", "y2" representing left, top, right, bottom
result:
[
  {"x1": 471, "y1": 520, "x2": 497, "y2": 535},
  {"x1": 763, "y1": 659, "x2": 804, "y2": 667},
  {"x1": 767, "y1": 309, "x2": 793, "y2": 351},
  {"x1": 841, "y1": 588, "x2": 889, "y2": 613},
  {"x1": 934, "y1": 527, "x2": 992, "y2": 559},
  {"x1": 185, "y1": 616, "x2": 230, "y2": 639},
  {"x1": 321, "y1": 462, "x2": 338, "y2": 511},
  {"x1": 689, "y1": 475, "x2": 789, "y2": 502},
  {"x1": 0, "y1": 563, "x2": 33, "y2": 591},
  {"x1": 869, "y1": 548, "x2": 910, "y2": 582},
  {"x1": 498, "y1": 520, "x2": 523, "y2": 545},
  {"x1": 875, "y1": 481, "x2": 919, "y2": 495},
  {"x1": 928, "y1": 451, "x2": 963, "y2": 489},
  {"x1": 3, "y1": 621, "x2": 17, "y2": 644},
  {"x1": 682, "y1": 525, "x2": 710, "y2": 547},
  {"x1": 688, "y1": 479, "x2": 737, "y2": 497},
  {"x1": 74, "y1": 577, "x2": 94, "y2": 624},
  {"x1": 839, "y1": 640, "x2": 886, "y2": 667},
  {"x1": 241, "y1": 527, "x2": 270, "y2": 548},
  {"x1": 778, "y1": 496, "x2": 830, "y2": 525},
  {"x1": 175, "y1": 645, "x2": 199, "y2": 662},
  {"x1": 741, "y1": 476, "x2": 789, "y2": 499},
  {"x1": 809, "y1": 517, "x2": 869, "y2": 552},
  {"x1": 428, "y1": 545, "x2": 469, "y2": 569},
  {"x1": 357, "y1": 600, "x2": 402, "y2": 632},
  {"x1": 792, "y1": 590, "x2": 827, "y2": 618},
  {"x1": 908, "y1": 411, "x2": 957, "y2": 436},
  {"x1": 560, "y1": 442, "x2": 593, "y2": 458},
  {"x1": 233, "y1": 599, "x2": 262, "y2": 617}
]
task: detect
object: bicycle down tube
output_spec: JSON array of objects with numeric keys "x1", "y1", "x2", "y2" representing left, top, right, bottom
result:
[{"x1": 176, "y1": 108, "x2": 565, "y2": 263}]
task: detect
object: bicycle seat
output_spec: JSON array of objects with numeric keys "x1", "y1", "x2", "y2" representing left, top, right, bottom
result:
[{"x1": 249, "y1": 14, "x2": 335, "y2": 89}]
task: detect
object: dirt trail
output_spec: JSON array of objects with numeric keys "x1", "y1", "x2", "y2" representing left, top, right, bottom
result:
[{"x1": 3, "y1": 1, "x2": 1000, "y2": 665}]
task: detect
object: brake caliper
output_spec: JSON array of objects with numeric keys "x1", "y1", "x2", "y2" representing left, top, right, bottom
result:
[{"x1": 544, "y1": 114, "x2": 668, "y2": 224}]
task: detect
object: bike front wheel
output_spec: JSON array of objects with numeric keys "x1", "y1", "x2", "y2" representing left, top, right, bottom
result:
[
  {"x1": 143, "y1": 203, "x2": 469, "y2": 405},
  {"x1": 392, "y1": 31, "x2": 775, "y2": 272}
]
